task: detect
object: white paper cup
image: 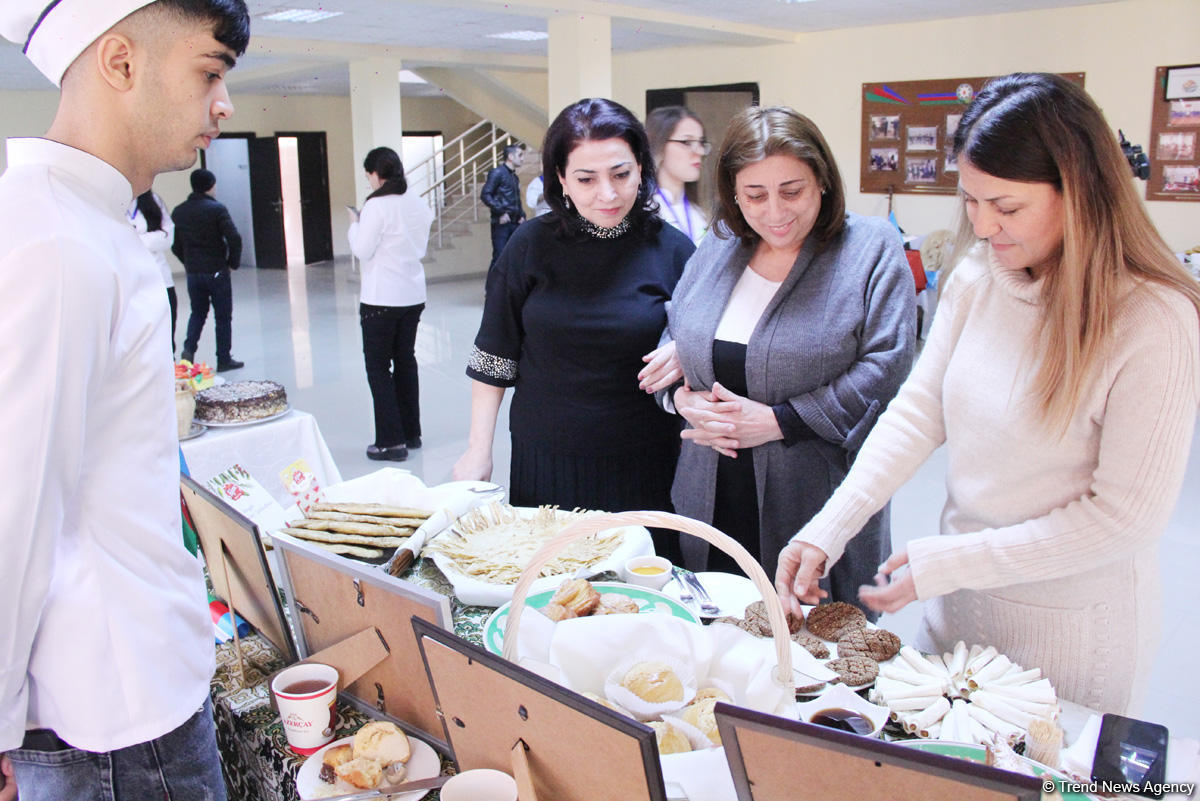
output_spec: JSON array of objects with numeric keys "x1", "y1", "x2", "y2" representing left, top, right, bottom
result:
[
  {"x1": 440, "y1": 768, "x2": 518, "y2": 801},
  {"x1": 623, "y1": 555, "x2": 672, "y2": 590},
  {"x1": 271, "y1": 662, "x2": 339, "y2": 755}
]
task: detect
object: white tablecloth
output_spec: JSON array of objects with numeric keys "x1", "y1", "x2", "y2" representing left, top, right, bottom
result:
[{"x1": 180, "y1": 408, "x2": 342, "y2": 511}]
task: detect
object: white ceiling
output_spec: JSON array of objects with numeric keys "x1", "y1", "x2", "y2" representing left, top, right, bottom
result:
[{"x1": 0, "y1": 0, "x2": 1117, "y2": 96}]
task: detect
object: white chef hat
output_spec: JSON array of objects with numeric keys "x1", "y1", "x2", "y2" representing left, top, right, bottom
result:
[{"x1": 0, "y1": 0, "x2": 159, "y2": 87}]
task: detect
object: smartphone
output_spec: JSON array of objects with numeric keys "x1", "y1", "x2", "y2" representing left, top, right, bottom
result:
[{"x1": 1091, "y1": 713, "x2": 1168, "y2": 798}]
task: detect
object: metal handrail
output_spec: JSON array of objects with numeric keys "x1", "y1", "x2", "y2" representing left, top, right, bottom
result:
[{"x1": 417, "y1": 122, "x2": 514, "y2": 248}]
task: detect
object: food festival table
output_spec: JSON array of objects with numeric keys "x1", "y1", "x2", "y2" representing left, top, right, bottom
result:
[{"x1": 181, "y1": 408, "x2": 342, "y2": 510}]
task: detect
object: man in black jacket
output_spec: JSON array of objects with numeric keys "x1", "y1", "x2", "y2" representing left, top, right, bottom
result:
[
  {"x1": 173, "y1": 168, "x2": 244, "y2": 371},
  {"x1": 480, "y1": 143, "x2": 525, "y2": 271}
]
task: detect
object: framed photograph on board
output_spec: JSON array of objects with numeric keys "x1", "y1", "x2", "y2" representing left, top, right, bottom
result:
[{"x1": 1164, "y1": 64, "x2": 1200, "y2": 101}]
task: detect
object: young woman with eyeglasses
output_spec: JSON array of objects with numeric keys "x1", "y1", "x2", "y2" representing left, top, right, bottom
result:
[{"x1": 646, "y1": 106, "x2": 711, "y2": 245}]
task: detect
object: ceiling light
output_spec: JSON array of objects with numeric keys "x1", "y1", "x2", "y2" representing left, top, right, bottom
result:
[
  {"x1": 261, "y1": 9, "x2": 343, "y2": 23},
  {"x1": 486, "y1": 30, "x2": 548, "y2": 41},
  {"x1": 398, "y1": 70, "x2": 428, "y2": 85}
]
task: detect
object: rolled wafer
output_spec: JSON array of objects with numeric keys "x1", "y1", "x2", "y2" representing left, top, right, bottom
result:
[
  {"x1": 989, "y1": 667, "x2": 1042, "y2": 686},
  {"x1": 280, "y1": 527, "x2": 409, "y2": 548},
  {"x1": 919, "y1": 721, "x2": 941, "y2": 739},
  {"x1": 983, "y1": 678, "x2": 1056, "y2": 705},
  {"x1": 970, "y1": 690, "x2": 1033, "y2": 729},
  {"x1": 885, "y1": 695, "x2": 946, "y2": 712},
  {"x1": 879, "y1": 663, "x2": 933, "y2": 685},
  {"x1": 907, "y1": 697, "x2": 950, "y2": 732},
  {"x1": 969, "y1": 654, "x2": 1012, "y2": 685},
  {"x1": 947, "y1": 641, "x2": 968, "y2": 678},
  {"x1": 965, "y1": 703, "x2": 1025, "y2": 745},
  {"x1": 311, "y1": 502, "x2": 431, "y2": 519},
  {"x1": 965, "y1": 645, "x2": 998, "y2": 676},
  {"x1": 899, "y1": 647, "x2": 946, "y2": 679},
  {"x1": 874, "y1": 679, "x2": 944, "y2": 700}
]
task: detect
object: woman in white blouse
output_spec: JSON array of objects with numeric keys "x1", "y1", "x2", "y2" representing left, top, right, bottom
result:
[
  {"x1": 130, "y1": 189, "x2": 177, "y2": 355},
  {"x1": 646, "y1": 106, "x2": 710, "y2": 245},
  {"x1": 348, "y1": 146, "x2": 435, "y2": 462}
]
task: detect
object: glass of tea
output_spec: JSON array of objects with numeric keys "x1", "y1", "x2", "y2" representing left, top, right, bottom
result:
[{"x1": 271, "y1": 662, "x2": 339, "y2": 754}]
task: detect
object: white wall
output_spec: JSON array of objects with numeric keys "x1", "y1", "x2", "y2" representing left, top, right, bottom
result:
[{"x1": 613, "y1": 0, "x2": 1200, "y2": 251}]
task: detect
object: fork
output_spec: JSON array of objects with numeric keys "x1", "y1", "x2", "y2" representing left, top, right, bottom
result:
[{"x1": 672, "y1": 567, "x2": 719, "y2": 615}]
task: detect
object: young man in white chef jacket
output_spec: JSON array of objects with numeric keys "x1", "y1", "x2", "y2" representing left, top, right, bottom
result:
[{"x1": 0, "y1": 2, "x2": 249, "y2": 799}]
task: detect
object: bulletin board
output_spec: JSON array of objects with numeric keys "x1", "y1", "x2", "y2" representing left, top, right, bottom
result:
[
  {"x1": 1145, "y1": 64, "x2": 1200, "y2": 202},
  {"x1": 860, "y1": 73, "x2": 1086, "y2": 196}
]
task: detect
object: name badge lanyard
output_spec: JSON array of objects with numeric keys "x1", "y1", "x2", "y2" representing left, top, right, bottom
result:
[{"x1": 656, "y1": 188, "x2": 694, "y2": 242}]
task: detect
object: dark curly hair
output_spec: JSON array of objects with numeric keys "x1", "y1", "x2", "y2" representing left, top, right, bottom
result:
[{"x1": 541, "y1": 98, "x2": 662, "y2": 238}]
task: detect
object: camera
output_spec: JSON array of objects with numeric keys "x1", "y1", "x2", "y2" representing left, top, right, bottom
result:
[{"x1": 1119, "y1": 130, "x2": 1151, "y2": 180}]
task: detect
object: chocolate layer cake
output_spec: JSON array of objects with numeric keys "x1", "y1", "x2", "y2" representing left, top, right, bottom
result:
[{"x1": 194, "y1": 380, "x2": 287, "y2": 423}]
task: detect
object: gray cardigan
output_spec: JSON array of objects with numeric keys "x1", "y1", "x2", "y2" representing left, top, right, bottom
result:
[{"x1": 665, "y1": 213, "x2": 916, "y2": 590}]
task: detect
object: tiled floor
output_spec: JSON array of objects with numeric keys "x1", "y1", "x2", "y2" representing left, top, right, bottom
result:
[{"x1": 188, "y1": 255, "x2": 1199, "y2": 740}]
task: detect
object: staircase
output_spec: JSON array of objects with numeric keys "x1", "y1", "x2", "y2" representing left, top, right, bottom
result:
[{"x1": 406, "y1": 121, "x2": 518, "y2": 281}]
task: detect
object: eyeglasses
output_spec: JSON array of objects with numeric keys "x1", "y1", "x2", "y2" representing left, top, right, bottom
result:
[{"x1": 667, "y1": 138, "x2": 712, "y2": 155}]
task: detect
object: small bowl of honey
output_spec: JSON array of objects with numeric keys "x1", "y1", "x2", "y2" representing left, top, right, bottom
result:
[
  {"x1": 623, "y1": 555, "x2": 673, "y2": 590},
  {"x1": 796, "y1": 683, "x2": 889, "y2": 739}
]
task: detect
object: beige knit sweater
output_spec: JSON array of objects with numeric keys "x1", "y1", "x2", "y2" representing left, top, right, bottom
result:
[{"x1": 796, "y1": 244, "x2": 1200, "y2": 713}]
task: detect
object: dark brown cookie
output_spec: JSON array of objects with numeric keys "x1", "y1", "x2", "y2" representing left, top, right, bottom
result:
[
  {"x1": 805, "y1": 601, "x2": 867, "y2": 641},
  {"x1": 742, "y1": 600, "x2": 803, "y2": 636},
  {"x1": 794, "y1": 680, "x2": 827, "y2": 697},
  {"x1": 825, "y1": 655, "x2": 879, "y2": 687},
  {"x1": 791, "y1": 629, "x2": 831, "y2": 659},
  {"x1": 837, "y1": 627, "x2": 901, "y2": 662}
]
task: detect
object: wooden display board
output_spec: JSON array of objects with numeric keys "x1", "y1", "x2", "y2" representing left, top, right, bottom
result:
[
  {"x1": 413, "y1": 617, "x2": 667, "y2": 801},
  {"x1": 1146, "y1": 64, "x2": 1200, "y2": 201},
  {"x1": 272, "y1": 532, "x2": 453, "y2": 751},
  {"x1": 715, "y1": 703, "x2": 1042, "y2": 801},
  {"x1": 181, "y1": 474, "x2": 296, "y2": 662},
  {"x1": 860, "y1": 73, "x2": 1085, "y2": 196}
]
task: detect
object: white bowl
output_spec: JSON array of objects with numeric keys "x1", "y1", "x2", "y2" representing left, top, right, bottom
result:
[
  {"x1": 623, "y1": 555, "x2": 672, "y2": 590},
  {"x1": 795, "y1": 683, "x2": 889, "y2": 739}
]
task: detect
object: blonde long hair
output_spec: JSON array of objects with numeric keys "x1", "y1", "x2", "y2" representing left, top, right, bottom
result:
[{"x1": 951, "y1": 73, "x2": 1200, "y2": 432}]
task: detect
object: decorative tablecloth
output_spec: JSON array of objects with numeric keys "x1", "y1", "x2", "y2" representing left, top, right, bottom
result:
[
  {"x1": 210, "y1": 557, "x2": 492, "y2": 801},
  {"x1": 182, "y1": 408, "x2": 342, "y2": 512}
]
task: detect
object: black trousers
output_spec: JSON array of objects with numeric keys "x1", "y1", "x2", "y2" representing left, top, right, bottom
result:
[
  {"x1": 183, "y1": 271, "x2": 233, "y2": 361},
  {"x1": 488, "y1": 220, "x2": 520, "y2": 271},
  {"x1": 166, "y1": 285, "x2": 178, "y2": 355},
  {"x1": 360, "y1": 302, "x2": 424, "y2": 447}
]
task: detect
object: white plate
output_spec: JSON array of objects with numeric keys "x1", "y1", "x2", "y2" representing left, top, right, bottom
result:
[
  {"x1": 179, "y1": 422, "x2": 207, "y2": 441},
  {"x1": 295, "y1": 733, "x2": 440, "y2": 800},
  {"x1": 194, "y1": 405, "x2": 291, "y2": 428},
  {"x1": 659, "y1": 571, "x2": 762, "y2": 619}
]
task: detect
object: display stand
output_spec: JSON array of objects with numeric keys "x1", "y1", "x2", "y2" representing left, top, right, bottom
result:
[
  {"x1": 182, "y1": 473, "x2": 297, "y2": 679},
  {"x1": 714, "y1": 703, "x2": 1043, "y2": 801},
  {"x1": 271, "y1": 532, "x2": 453, "y2": 752},
  {"x1": 413, "y1": 617, "x2": 667, "y2": 801}
]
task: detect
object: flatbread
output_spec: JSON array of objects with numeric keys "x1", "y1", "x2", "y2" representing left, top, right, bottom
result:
[
  {"x1": 310, "y1": 502, "x2": 431, "y2": 520},
  {"x1": 308, "y1": 542, "x2": 385, "y2": 558},
  {"x1": 305, "y1": 510, "x2": 426, "y2": 527},
  {"x1": 289, "y1": 519, "x2": 413, "y2": 537},
  {"x1": 280, "y1": 527, "x2": 408, "y2": 548}
]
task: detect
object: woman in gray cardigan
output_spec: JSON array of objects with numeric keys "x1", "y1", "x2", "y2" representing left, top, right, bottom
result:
[{"x1": 663, "y1": 106, "x2": 915, "y2": 615}]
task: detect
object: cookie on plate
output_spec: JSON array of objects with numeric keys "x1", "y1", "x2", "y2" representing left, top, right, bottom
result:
[
  {"x1": 805, "y1": 602, "x2": 867, "y2": 641},
  {"x1": 791, "y1": 629, "x2": 831, "y2": 659},
  {"x1": 826, "y1": 655, "x2": 879, "y2": 687},
  {"x1": 742, "y1": 600, "x2": 804, "y2": 636},
  {"x1": 837, "y1": 627, "x2": 901, "y2": 662}
]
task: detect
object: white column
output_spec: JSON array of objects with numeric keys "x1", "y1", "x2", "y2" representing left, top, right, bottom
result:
[
  {"x1": 547, "y1": 14, "x2": 612, "y2": 122},
  {"x1": 349, "y1": 58, "x2": 403, "y2": 202}
]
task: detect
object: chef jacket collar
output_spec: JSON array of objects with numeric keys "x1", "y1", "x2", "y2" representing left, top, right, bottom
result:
[{"x1": 6, "y1": 137, "x2": 135, "y2": 221}]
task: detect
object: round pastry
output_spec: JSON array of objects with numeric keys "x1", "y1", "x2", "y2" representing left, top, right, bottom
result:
[
  {"x1": 319, "y1": 744, "x2": 353, "y2": 784},
  {"x1": 649, "y1": 721, "x2": 691, "y2": 755},
  {"x1": 837, "y1": 627, "x2": 902, "y2": 661},
  {"x1": 621, "y1": 661, "x2": 684, "y2": 704},
  {"x1": 352, "y1": 721, "x2": 411, "y2": 766},
  {"x1": 335, "y1": 757, "x2": 384, "y2": 790},
  {"x1": 692, "y1": 686, "x2": 731, "y2": 705},
  {"x1": 791, "y1": 630, "x2": 831, "y2": 659},
  {"x1": 680, "y1": 698, "x2": 722, "y2": 746},
  {"x1": 826, "y1": 655, "x2": 879, "y2": 687},
  {"x1": 805, "y1": 602, "x2": 867, "y2": 641},
  {"x1": 549, "y1": 578, "x2": 601, "y2": 617},
  {"x1": 583, "y1": 691, "x2": 631, "y2": 717},
  {"x1": 194, "y1": 379, "x2": 287, "y2": 423},
  {"x1": 596, "y1": 594, "x2": 639, "y2": 615},
  {"x1": 540, "y1": 602, "x2": 575, "y2": 622}
]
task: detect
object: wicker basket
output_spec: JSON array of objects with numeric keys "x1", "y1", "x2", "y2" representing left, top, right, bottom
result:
[{"x1": 501, "y1": 510, "x2": 794, "y2": 690}]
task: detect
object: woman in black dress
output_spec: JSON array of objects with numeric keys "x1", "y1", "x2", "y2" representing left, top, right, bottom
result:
[{"x1": 454, "y1": 99, "x2": 695, "y2": 550}]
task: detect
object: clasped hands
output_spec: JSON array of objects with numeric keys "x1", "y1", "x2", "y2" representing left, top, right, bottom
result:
[{"x1": 775, "y1": 541, "x2": 918, "y2": 617}]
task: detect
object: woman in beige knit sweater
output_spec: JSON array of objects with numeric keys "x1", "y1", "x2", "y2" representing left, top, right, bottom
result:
[{"x1": 776, "y1": 73, "x2": 1200, "y2": 714}]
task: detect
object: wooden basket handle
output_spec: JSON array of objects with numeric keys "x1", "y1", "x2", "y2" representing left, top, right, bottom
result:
[{"x1": 501, "y1": 511, "x2": 794, "y2": 689}]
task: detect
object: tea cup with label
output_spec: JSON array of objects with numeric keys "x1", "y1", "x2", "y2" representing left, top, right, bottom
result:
[{"x1": 271, "y1": 662, "x2": 339, "y2": 754}]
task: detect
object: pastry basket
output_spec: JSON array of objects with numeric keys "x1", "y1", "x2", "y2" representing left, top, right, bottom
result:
[{"x1": 501, "y1": 510, "x2": 795, "y2": 690}]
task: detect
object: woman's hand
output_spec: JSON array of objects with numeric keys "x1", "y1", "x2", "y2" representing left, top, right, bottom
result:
[
  {"x1": 639, "y1": 341, "x2": 682, "y2": 393},
  {"x1": 675, "y1": 383, "x2": 741, "y2": 457},
  {"x1": 0, "y1": 755, "x2": 16, "y2": 801},
  {"x1": 858, "y1": 550, "x2": 917, "y2": 613},
  {"x1": 699, "y1": 382, "x2": 784, "y2": 451},
  {"x1": 775, "y1": 540, "x2": 829, "y2": 617},
  {"x1": 452, "y1": 446, "x2": 493, "y2": 482}
]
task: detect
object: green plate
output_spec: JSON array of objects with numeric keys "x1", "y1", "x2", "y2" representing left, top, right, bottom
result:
[
  {"x1": 897, "y1": 740, "x2": 1094, "y2": 801},
  {"x1": 482, "y1": 582, "x2": 700, "y2": 655}
]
